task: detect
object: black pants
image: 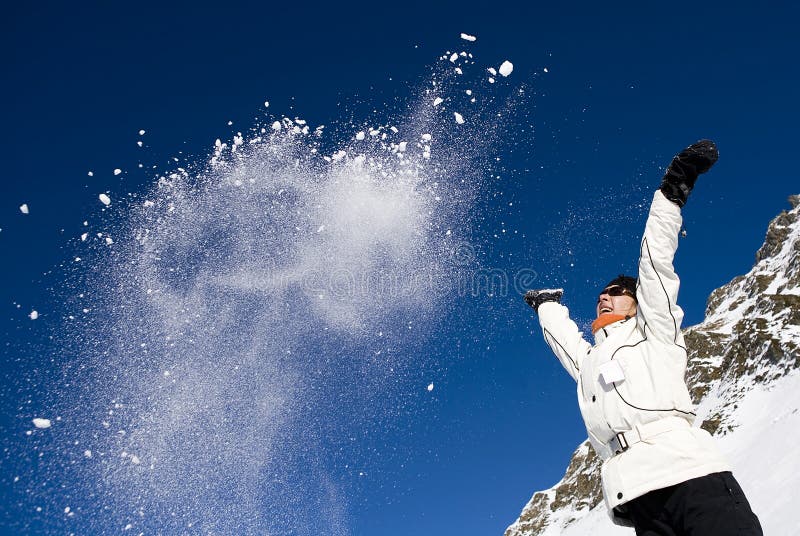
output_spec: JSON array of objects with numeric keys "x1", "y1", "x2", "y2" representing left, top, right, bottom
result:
[{"x1": 625, "y1": 472, "x2": 763, "y2": 536}]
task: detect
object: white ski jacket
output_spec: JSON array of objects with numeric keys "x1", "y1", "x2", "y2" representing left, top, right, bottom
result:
[{"x1": 537, "y1": 190, "x2": 730, "y2": 524}]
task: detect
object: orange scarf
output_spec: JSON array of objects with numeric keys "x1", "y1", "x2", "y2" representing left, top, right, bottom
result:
[{"x1": 591, "y1": 314, "x2": 628, "y2": 334}]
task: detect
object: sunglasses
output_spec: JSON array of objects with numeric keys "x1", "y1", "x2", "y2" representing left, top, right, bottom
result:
[{"x1": 598, "y1": 285, "x2": 637, "y2": 302}]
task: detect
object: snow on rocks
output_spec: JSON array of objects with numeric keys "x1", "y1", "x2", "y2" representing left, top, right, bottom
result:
[
  {"x1": 460, "y1": 33, "x2": 477, "y2": 42},
  {"x1": 32, "y1": 418, "x2": 51, "y2": 429},
  {"x1": 499, "y1": 60, "x2": 514, "y2": 77},
  {"x1": 19, "y1": 204, "x2": 29, "y2": 214}
]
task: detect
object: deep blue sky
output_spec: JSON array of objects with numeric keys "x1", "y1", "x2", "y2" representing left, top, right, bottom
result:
[{"x1": 2, "y1": 2, "x2": 799, "y2": 535}]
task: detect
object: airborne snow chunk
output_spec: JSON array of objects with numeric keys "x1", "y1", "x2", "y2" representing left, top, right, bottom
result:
[
  {"x1": 32, "y1": 418, "x2": 51, "y2": 429},
  {"x1": 449, "y1": 53, "x2": 458, "y2": 63},
  {"x1": 271, "y1": 121, "x2": 281, "y2": 131},
  {"x1": 19, "y1": 204, "x2": 29, "y2": 214},
  {"x1": 113, "y1": 169, "x2": 122, "y2": 176},
  {"x1": 460, "y1": 33, "x2": 477, "y2": 42},
  {"x1": 433, "y1": 97, "x2": 444, "y2": 107},
  {"x1": 499, "y1": 61, "x2": 513, "y2": 77},
  {"x1": 355, "y1": 131, "x2": 365, "y2": 141},
  {"x1": 139, "y1": 129, "x2": 146, "y2": 135},
  {"x1": 454, "y1": 112, "x2": 465, "y2": 124},
  {"x1": 427, "y1": 383, "x2": 434, "y2": 391},
  {"x1": 29, "y1": 310, "x2": 39, "y2": 320},
  {"x1": 99, "y1": 194, "x2": 111, "y2": 206}
]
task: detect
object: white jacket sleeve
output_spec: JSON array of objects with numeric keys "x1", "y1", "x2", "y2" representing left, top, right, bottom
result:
[
  {"x1": 537, "y1": 301, "x2": 592, "y2": 382},
  {"x1": 636, "y1": 190, "x2": 686, "y2": 345}
]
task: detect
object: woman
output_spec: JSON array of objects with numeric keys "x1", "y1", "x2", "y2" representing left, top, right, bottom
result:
[{"x1": 525, "y1": 141, "x2": 762, "y2": 535}]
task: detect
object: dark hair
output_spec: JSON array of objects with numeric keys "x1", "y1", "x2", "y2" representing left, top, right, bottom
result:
[{"x1": 603, "y1": 274, "x2": 637, "y2": 296}]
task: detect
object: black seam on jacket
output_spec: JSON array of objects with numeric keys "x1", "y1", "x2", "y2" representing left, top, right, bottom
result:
[
  {"x1": 640, "y1": 236, "x2": 684, "y2": 349},
  {"x1": 543, "y1": 327, "x2": 581, "y2": 373},
  {"x1": 606, "y1": 320, "x2": 696, "y2": 416}
]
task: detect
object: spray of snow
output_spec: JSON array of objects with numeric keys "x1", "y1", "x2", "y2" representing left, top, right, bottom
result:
[{"x1": 20, "y1": 42, "x2": 531, "y2": 536}]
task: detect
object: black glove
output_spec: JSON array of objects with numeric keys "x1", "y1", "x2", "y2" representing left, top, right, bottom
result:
[
  {"x1": 660, "y1": 139, "x2": 719, "y2": 207},
  {"x1": 524, "y1": 288, "x2": 564, "y2": 312}
]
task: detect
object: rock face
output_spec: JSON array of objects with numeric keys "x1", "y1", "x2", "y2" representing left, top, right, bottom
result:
[{"x1": 505, "y1": 195, "x2": 800, "y2": 536}]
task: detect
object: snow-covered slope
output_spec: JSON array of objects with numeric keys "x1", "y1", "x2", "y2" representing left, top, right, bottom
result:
[{"x1": 506, "y1": 195, "x2": 800, "y2": 536}]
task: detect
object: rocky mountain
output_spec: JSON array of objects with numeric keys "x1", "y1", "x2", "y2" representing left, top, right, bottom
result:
[{"x1": 505, "y1": 195, "x2": 800, "y2": 536}]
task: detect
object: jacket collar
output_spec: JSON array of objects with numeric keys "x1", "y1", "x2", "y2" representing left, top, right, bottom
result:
[{"x1": 593, "y1": 315, "x2": 633, "y2": 345}]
